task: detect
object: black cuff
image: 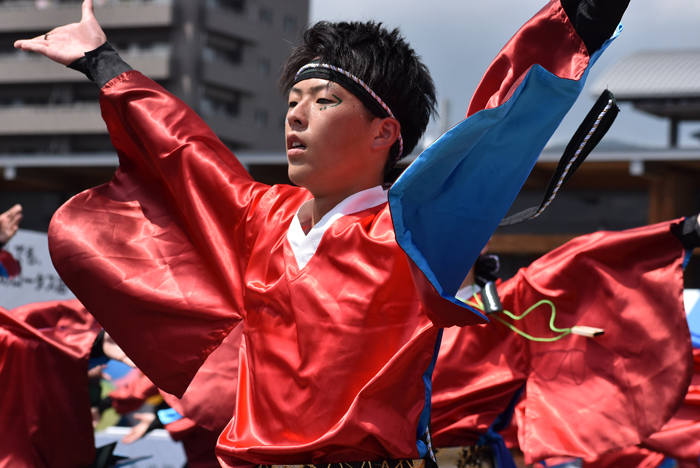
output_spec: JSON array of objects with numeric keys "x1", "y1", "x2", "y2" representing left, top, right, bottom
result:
[
  {"x1": 90, "y1": 329, "x2": 106, "y2": 359},
  {"x1": 672, "y1": 215, "x2": 700, "y2": 251},
  {"x1": 147, "y1": 414, "x2": 165, "y2": 432},
  {"x1": 98, "y1": 396, "x2": 113, "y2": 414},
  {"x1": 560, "y1": 0, "x2": 630, "y2": 54},
  {"x1": 67, "y1": 42, "x2": 133, "y2": 88}
]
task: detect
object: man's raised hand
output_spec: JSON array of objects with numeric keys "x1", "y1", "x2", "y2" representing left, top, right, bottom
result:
[
  {"x1": 0, "y1": 204, "x2": 22, "y2": 245},
  {"x1": 13, "y1": 0, "x2": 107, "y2": 66}
]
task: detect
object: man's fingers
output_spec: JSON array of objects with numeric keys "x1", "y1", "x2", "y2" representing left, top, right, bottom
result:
[
  {"x1": 81, "y1": 0, "x2": 95, "y2": 22},
  {"x1": 14, "y1": 40, "x2": 49, "y2": 54}
]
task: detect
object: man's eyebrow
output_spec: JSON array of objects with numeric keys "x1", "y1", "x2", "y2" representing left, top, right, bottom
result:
[{"x1": 289, "y1": 82, "x2": 336, "y2": 95}]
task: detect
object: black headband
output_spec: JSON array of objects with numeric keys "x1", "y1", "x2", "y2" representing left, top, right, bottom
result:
[{"x1": 293, "y1": 62, "x2": 404, "y2": 160}]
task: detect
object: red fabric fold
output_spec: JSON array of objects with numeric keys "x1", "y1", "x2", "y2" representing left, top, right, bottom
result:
[
  {"x1": 467, "y1": 0, "x2": 588, "y2": 116},
  {"x1": 0, "y1": 300, "x2": 100, "y2": 468}
]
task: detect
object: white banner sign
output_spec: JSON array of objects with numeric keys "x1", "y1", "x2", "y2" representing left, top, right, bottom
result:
[{"x1": 0, "y1": 229, "x2": 75, "y2": 309}]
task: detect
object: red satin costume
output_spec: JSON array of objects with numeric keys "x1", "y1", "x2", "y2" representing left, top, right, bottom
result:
[
  {"x1": 431, "y1": 219, "x2": 693, "y2": 465},
  {"x1": 48, "y1": 2, "x2": 595, "y2": 466},
  {"x1": 0, "y1": 300, "x2": 101, "y2": 468},
  {"x1": 110, "y1": 326, "x2": 242, "y2": 468}
]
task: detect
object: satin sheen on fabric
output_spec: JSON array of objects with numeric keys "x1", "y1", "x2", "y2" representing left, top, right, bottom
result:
[
  {"x1": 431, "y1": 219, "x2": 692, "y2": 464},
  {"x1": 48, "y1": 1, "x2": 603, "y2": 467},
  {"x1": 0, "y1": 300, "x2": 101, "y2": 468}
]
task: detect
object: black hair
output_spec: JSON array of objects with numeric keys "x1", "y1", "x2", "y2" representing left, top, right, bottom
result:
[{"x1": 279, "y1": 21, "x2": 438, "y2": 164}]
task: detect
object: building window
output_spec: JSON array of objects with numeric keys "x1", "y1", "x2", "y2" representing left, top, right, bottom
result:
[
  {"x1": 259, "y1": 8, "x2": 273, "y2": 25},
  {"x1": 258, "y1": 58, "x2": 270, "y2": 77},
  {"x1": 206, "y1": 0, "x2": 245, "y2": 13},
  {"x1": 200, "y1": 86, "x2": 241, "y2": 119},
  {"x1": 283, "y1": 15, "x2": 297, "y2": 32},
  {"x1": 255, "y1": 109, "x2": 268, "y2": 127}
]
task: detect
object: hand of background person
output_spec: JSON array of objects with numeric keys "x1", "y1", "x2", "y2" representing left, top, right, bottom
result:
[
  {"x1": 122, "y1": 412, "x2": 157, "y2": 444},
  {"x1": 13, "y1": 0, "x2": 106, "y2": 65},
  {"x1": 103, "y1": 332, "x2": 136, "y2": 368},
  {"x1": 0, "y1": 204, "x2": 22, "y2": 245}
]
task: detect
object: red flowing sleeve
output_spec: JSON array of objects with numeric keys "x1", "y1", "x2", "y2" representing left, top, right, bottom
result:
[
  {"x1": 49, "y1": 72, "x2": 271, "y2": 397},
  {"x1": 0, "y1": 300, "x2": 100, "y2": 468},
  {"x1": 466, "y1": 0, "x2": 589, "y2": 116},
  {"x1": 161, "y1": 324, "x2": 242, "y2": 432},
  {"x1": 510, "y1": 219, "x2": 692, "y2": 463}
]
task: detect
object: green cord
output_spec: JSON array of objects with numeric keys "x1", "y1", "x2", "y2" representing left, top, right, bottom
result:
[{"x1": 466, "y1": 288, "x2": 572, "y2": 342}]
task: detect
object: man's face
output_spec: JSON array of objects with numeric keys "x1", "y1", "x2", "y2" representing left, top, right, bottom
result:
[{"x1": 285, "y1": 78, "x2": 384, "y2": 198}]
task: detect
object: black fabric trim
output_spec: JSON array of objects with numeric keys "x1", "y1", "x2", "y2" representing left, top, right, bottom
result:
[
  {"x1": 499, "y1": 90, "x2": 619, "y2": 227},
  {"x1": 672, "y1": 215, "x2": 700, "y2": 250},
  {"x1": 560, "y1": 0, "x2": 630, "y2": 54},
  {"x1": 294, "y1": 67, "x2": 389, "y2": 119},
  {"x1": 67, "y1": 42, "x2": 133, "y2": 88},
  {"x1": 147, "y1": 411, "x2": 165, "y2": 432}
]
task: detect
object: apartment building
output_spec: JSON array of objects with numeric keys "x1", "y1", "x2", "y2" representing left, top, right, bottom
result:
[{"x1": 0, "y1": 0, "x2": 308, "y2": 230}]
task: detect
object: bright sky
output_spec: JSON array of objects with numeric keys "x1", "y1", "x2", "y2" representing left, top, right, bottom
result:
[{"x1": 310, "y1": 0, "x2": 700, "y2": 149}]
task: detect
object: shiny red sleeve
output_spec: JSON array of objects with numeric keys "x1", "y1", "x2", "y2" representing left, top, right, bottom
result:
[
  {"x1": 511, "y1": 219, "x2": 692, "y2": 464},
  {"x1": 49, "y1": 72, "x2": 272, "y2": 397},
  {"x1": 0, "y1": 301, "x2": 100, "y2": 468},
  {"x1": 467, "y1": 0, "x2": 589, "y2": 116},
  {"x1": 161, "y1": 324, "x2": 242, "y2": 432}
]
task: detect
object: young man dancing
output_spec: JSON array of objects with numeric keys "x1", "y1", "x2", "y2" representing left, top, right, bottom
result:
[{"x1": 15, "y1": 0, "x2": 628, "y2": 466}]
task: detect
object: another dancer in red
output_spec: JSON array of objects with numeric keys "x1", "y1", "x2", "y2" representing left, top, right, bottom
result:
[
  {"x1": 0, "y1": 300, "x2": 131, "y2": 468},
  {"x1": 431, "y1": 216, "x2": 698, "y2": 466}
]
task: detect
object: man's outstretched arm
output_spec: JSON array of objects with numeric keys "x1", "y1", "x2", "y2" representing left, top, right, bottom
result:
[
  {"x1": 391, "y1": 0, "x2": 630, "y2": 327},
  {"x1": 16, "y1": 0, "x2": 266, "y2": 397}
]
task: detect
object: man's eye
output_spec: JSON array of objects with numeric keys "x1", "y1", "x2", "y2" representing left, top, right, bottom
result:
[
  {"x1": 288, "y1": 101, "x2": 298, "y2": 108},
  {"x1": 317, "y1": 98, "x2": 333, "y2": 104}
]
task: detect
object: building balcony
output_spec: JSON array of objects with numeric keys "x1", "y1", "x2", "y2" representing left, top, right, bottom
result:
[
  {"x1": 0, "y1": 0, "x2": 173, "y2": 33},
  {"x1": 0, "y1": 50, "x2": 171, "y2": 83},
  {"x1": 0, "y1": 103, "x2": 106, "y2": 135}
]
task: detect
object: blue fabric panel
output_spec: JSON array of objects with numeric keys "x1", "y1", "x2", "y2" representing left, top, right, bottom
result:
[
  {"x1": 416, "y1": 328, "x2": 443, "y2": 458},
  {"x1": 389, "y1": 29, "x2": 620, "y2": 312},
  {"x1": 686, "y1": 298, "x2": 700, "y2": 348}
]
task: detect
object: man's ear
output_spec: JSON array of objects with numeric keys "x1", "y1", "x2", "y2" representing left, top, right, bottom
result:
[{"x1": 371, "y1": 117, "x2": 401, "y2": 152}]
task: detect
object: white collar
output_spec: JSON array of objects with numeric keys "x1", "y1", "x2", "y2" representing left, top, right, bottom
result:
[{"x1": 288, "y1": 186, "x2": 387, "y2": 269}]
